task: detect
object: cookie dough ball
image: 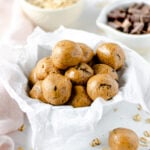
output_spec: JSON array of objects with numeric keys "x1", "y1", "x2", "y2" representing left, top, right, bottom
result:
[
  {"x1": 68, "y1": 85, "x2": 92, "y2": 107},
  {"x1": 109, "y1": 128, "x2": 139, "y2": 150},
  {"x1": 42, "y1": 73, "x2": 72, "y2": 105},
  {"x1": 93, "y1": 64, "x2": 118, "y2": 81},
  {"x1": 29, "y1": 81, "x2": 46, "y2": 102},
  {"x1": 78, "y1": 43, "x2": 94, "y2": 63},
  {"x1": 36, "y1": 57, "x2": 60, "y2": 80},
  {"x1": 96, "y1": 43, "x2": 125, "y2": 70},
  {"x1": 52, "y1": 40, "x2": 83, "y2": 70},
  {"x1": 29, "y1": 68, "x2": 38, "y2": 85},
  {"x1": 87, "y1": 74, "x2": 118, "y2": 100},
  {"x1": 65, "y1": 63, "x2": 94, "y2": 85}
]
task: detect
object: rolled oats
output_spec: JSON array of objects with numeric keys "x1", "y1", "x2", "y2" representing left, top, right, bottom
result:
[
  {"x1": 18, "y1": 124, "x2": 25, "y2": 132},
  {"x1": 27, "y1": 0, "x2": 79, "y2": 9},
  {"x1": 90, "y1": 138, "x2": 101, "y2": 147},
  {"x1": 144, "y1": 131, "x2": 150, "y2": 137},
  {"x1": 139, "y1": 137, "x2": 149, "y2": 144},
  {"x1": 137, "y1": 104, "x2": 142, "y2": 111},
  {"x1": 113, "y1": 108, "x2": 118, "y2": 112},
  {"x1": 133, "y1": 114, "x2": 141, "y2": 122},
  {"x1": 145, "y1": 118, "x2": 150, "y2": 123}
]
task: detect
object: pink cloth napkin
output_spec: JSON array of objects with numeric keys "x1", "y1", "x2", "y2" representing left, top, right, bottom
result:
[
  {"x1": 0, "y1": 0, "x2": 35, "y2": 149},
  {"x1": 3, "y1": 0, "x2": 35, "y2": 44},
  {"x1": 0, "y1": 136, "x2": 14, "y2": 150}
]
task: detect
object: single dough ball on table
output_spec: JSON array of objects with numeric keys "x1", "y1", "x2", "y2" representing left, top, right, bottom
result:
[
  {"x1": 109, "y1": 128, "x2": 139, "y2": 150},
  {"x1": 68, "y1": 85, "x2": 92, "y2": 107},
  {"x1": 52, "y1": 40, "x2": 83, "y2": 70},
  {"x1": 93, "y1": 64, "x2": 118, "y2": 81},
  {"x1": 36, "y1": 57, "x2": 60, "y2": 80},
  {"x1": 96, "y1": 43, "x2": 125, "y2": 70},
  {"x1": 65, "y1": 63, "x2": 94, "y2": 85},
  {"x1": 29, "y1": 68, "x2": 39, "y2": 85},
  {"x1": 87, "y1": 74, "x2": 118, "y2": 100},
  {"x1": 29, "y1": 81, "x2": 46, "y2": 103},
  {"x1": 42, "y1": 73, "x2": 72, "y2": 105},
  {"x1": 77, "y1": 43, "x2": 94, "y2": 63}
]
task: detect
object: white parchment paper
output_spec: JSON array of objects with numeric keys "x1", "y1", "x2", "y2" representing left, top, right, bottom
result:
[{"x1": 0, "y1": 27, "x2": 150, "y2": 150}]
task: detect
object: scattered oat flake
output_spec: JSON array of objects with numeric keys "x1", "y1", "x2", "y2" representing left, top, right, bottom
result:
[
  {"x1": 113, "y1": 108, "x2": 118, "y2": 112},
  {"x1": 144, "y1": 131, "x2": 150, "y2": 137},
  {"x1": 137, "y1": 104, "x2": 142, "y2": 111},
  {"x1": 18, "y1": 147, "x2": 24, "y2": 150},
  {"x1": 133, "y1": 114, "x2": 141, "y2": 122},
  {"x1": 139, "y1": 137, "x2": 150, "y2": 144},
  {"x1": 145, "y1": 118, "x2": 150, "y2": 123},
  {"x1": 18, "y1": 124, "x2": 25, "y2": 132},
  {"x1": 90, "y1": 138, "x2": 101, "y2": 147}
]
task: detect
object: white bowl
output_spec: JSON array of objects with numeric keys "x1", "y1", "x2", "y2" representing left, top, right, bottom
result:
[
  {"x1": 20, "y1": 0, "x2": 84, "y2": 31},
  {"x1": 96, "y1": 0, "x2": 150, "y2": 54}
]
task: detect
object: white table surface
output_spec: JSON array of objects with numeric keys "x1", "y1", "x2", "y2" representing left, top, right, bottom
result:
[{"x1": 0, "y1": 0, "x2": 150, "y2": 149}]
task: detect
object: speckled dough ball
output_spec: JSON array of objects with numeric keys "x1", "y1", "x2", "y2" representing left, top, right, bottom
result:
[
  {"x1": 93, "y1": 64, "x2": 118, "y2": 81},
  {"x1": 29, "y1": 81, "x2": 46, "y2": 102},
  {"x1": 68, "y1": 85, "x2": 92, "y2": 107},
  {"x1": 42, "y1": 73, "x2": 72, "y2": 105},
  {"x1": 87, "y1": 74, "x2": 119, "y2": 100},
  {"x1": 109, "y1": 128, "x2": 139, "y2": 150},
  {"x1": 96, "y1": 43, "x2": 125, "y2": 70},
  {"x1": 36, "y1": 57, "x2": 60, "y2": 80},
  {"x1": 77, "y1": 43, "x2": 94, "y2": 63},
  {"x1": 65, "y1": 63, "x2": 94, "y2": 85},
  {"x1": 52, "y1": 40, "x2": 83, "y2": 70}
]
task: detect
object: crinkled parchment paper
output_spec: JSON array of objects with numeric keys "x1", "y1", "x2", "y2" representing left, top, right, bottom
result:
[{"x1": 0, "y1": 27, "x2": 150, "y2": 150}]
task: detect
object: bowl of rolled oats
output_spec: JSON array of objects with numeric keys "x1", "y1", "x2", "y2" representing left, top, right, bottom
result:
[
  {"x1": 20, "y1": 0, "x2": 84, "y2": 31},
  {"x1": 96, "y1": 0, "x2": 150, "y2": 54}
]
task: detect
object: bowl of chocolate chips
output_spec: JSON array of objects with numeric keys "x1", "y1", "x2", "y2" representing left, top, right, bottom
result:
[{"x1": 96, "y1": 0, "x2": 150, "y2": 54}]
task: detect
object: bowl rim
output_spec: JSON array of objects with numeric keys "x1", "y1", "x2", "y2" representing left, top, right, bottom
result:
[
  {"x1": 20, "y1": 0, "x2": 84, "y2": 12},
  {"x1": 96, "y1": 0, "x2": 150, "y2": 39}
]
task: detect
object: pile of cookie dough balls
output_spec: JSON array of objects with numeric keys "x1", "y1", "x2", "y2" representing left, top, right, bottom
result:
[{"x1": 29, "y1": 40, "x2": 125, "y2": 107}]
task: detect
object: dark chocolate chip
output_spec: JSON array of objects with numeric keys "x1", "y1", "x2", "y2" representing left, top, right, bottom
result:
[
  {"x1": 54, "y1": 86, "x2": 57, "y2": 91},
  {"x1": 107, "y1": 3, "x2": 150, "y2": 34},
  {"x1": 147, "y1": 23, "x2": 150, "y2": 33},
  {"x1": 128, "y1": 8, "x2": 141, "y2": 14},
  {"x1": 108, "y1": 9, "x2": 126, "y2": 20},
  {"x1": 78, "y1": 66, "x2": 92, "y2": 75},
  {"x1": 141, "y1": 14, "x2": 150, "y2": 23},
  {"x1": 137, "y1": 3, "x2": 145, "y2": 9},
  {"x1": 129, "y1": 14, "x2": 141, "y2": 22},
  {"x1": 99, "y1": 84, "x2": 112, "y2": 89},
  {"x1": 117, "y1": 54, "x2": 121, "y2": 60},
  {"x1": 131, "y1": 22, "x2": 144, "y2": 34},
  {"x1": 141, "y1": 5, "x2": 150, "y2": 14}
]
